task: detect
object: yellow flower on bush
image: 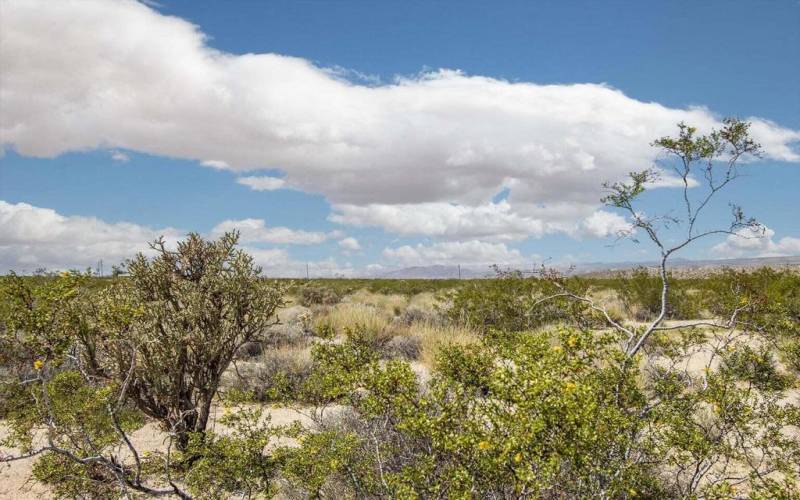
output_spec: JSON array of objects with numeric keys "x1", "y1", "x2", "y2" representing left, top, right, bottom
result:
[
  {"x1": 478, "y1": 440, "x2": 490, "y2": 450},
  {"x1": 33, "y1": 360, "x2": 44, "y2": 370},
  {"x1": 513, "y1": 452, "x2": 523, "y2": 463},
  {"x1": 567, "y1": 336, "x2": 577, "y2": 348},
  {"x1": 564, "y1": 382, "x2": 577, "y2": 392}
]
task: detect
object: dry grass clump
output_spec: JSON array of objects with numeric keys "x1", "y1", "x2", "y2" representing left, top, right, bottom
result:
[
  {"x1": 343, "y1": 289, "x2": 409, "y2": 316},
  {"x1": 225, "y1": 345, "x2": 313, "y2": 402},
  {"x1": 589, "y1": 288, "x2": 630, "y2": 322},
  {"x1": 382, "y1": 335, "x2": 422, "y2": 360},
  {"x1": 315, "y1": 301, "x2": 393, "y2": 336},
  {"x1": 401, "y1": 321, "x2": 480, "y2": 369},
  {"x1": 408, "y1": 292, "x2": 440, "y2": 311}
]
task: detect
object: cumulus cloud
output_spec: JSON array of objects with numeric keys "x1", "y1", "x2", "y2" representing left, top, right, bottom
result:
[
  {"x1": 338, "y1": 237, "x2": 361, "y2": 251},
  {"x1": 0, "y1": 200, "x2": 352, "y2": 276},
  {"x1": 110, "y1": 150, "x2": 130, "y2": 162},
  {"x1": 711, "y1": 226, "x2": 800, "y2": 258},
  {"x1": 382, "y1": 240, "x2": 531, "y2": 267},
  {"x1": 200, "y1": 160, "x2": 230, "y2": 169},
  {"x1": 236, "y1": 176, "x2": 287, "y2": 191},
  {"x1": 210, "y1": 218, "x2": 335, "y2": 245},
  {"x1": 330, "y1": 201, "x2": 546, "y2": 240},
  {"x1": 579, "y1": 211, "x2": 633, "y2": 238},
  {"x1": 0, "y1": 200, "x2": 181, "y2": 271},
  {"x1": 1, "y1": 0, "x2": 798, "y2": 241}
]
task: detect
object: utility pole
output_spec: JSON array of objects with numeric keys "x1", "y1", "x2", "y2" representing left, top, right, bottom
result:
[
  {"x1": 306, "y1": 263, "x2": 309, "y2": 280},
  {"x1": 458, "y1": 264, "x2": 461, "y2": 280}
]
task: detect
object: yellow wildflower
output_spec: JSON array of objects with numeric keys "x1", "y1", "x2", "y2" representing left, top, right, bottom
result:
[
  {"x1": 513, "y1": 452, "x2": 523, "y2": 463},
  {"x1": 478, "y1": 441, "x2": 490, "y2": 450},
  {"x1": 567, "y1": 336, "x2": 577, "y2": 348},
  {"x1": 564, "y1": 382, "x2": 577, "y2": 392},
  {"x1": 33, "y1": 360, "x2": 44, "y2": 370}
]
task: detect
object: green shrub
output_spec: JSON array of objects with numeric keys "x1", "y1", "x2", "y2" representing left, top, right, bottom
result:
[
  {"x1": 445, "y1": 277, "x2": 589, "y2": 332},
  {"x1": 285, "y1": 327, "x2": 662, "y2": 498},
  {"x1": 614, "y1": 267, "x2": 701, "y2": 321},
  {"x1": 720, "y1": 344, "x2": 791, "y2": 391},
  {"x1": 299, "y1": 285, "x2": 341, "y2": 306}
]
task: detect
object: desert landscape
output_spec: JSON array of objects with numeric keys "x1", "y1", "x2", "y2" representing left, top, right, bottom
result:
[{"x1": 2, "y1": 0, "x2": 799, "y2": 497}]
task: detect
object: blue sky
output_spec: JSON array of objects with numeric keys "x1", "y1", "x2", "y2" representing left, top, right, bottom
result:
[{"x1": 1, "y1": 0, "x2": 798, "y2": 275}]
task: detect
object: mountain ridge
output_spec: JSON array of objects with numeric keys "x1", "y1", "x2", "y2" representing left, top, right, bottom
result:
[{"x1": 374, "y1": 255, "x2": 800, "y2": 279}]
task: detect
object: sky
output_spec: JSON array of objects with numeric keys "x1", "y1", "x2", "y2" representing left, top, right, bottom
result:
[{"x1": 1, "y1": 0, "x2": 799, "y2": 276}]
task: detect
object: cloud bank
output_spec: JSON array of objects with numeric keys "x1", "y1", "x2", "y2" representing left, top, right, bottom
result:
[
  {"x1": 0, "y1": 200, "x2": 354, "y2": 276},
  {"x1": 712, "y1": 226, "x2": 800, "y2": 259},
  {"x1": 210, "y1": 218, "x2": 338, "y2": 245},
  {"x1": 383, "y1": 240, "x2": 531, "y2": 267},
  {"x1": 0, "y1": 200, "x2": 181, "y2": 271},
  {"x1": 2, "y1": 0, "x2": 799, "y2": 243}
]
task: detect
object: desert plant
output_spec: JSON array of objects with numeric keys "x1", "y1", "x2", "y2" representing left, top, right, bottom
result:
[
  {"x1": 0, "y1": 232, "x2": 287, "y2": 497},
  {"x1": 85, "y1": 232, "x2": 285, "y2": 449},
  {"x1": 285, "y1": 327, "x2": 662, "y2": 498},
  {"x1": 381, "y1": 335, "x2": 422, "y2": 360},
  {"x1": 614, "y1": 267, "x2": 701, "y2": 321},
  {"x1": 298, "y1": 285, "x2": 340, "y2": 306},
  {"x1": 251, "y1": 347, "x2": 313, "y2": 402}
]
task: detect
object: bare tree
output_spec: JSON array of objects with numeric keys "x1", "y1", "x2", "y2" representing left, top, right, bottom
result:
[{"x1": 539, "y1": 118, "x2": 763, "y2": 358}]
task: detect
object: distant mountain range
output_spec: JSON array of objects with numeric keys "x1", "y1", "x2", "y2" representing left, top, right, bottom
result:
[{"x1": 374, "y1": 255, "x2": 800, "y2": 279}]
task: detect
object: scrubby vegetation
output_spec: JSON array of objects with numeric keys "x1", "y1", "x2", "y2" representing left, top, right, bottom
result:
[{"x1": 1, "y1": 120, "x2": 799, "y2": 498}]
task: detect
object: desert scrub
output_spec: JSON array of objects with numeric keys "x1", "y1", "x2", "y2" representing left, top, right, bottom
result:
[
  {"x1": 315, "y1": 301, "x2": 392, "y2": 337},
  {"x1": 381, "y1": 334, "x2": 422, "y2": 360},
  {"x1": 613, "y1": 267, "x2": 702, "y2": 321},
  {"x1": 343, "y1": 289, "x2": 409, "y2": 317},
  {"x1": 720, "y1": 344, "x2": 792, "y2": 391},
  {"x1": 256, "y1": 347, "x2": 314, "y2": 403},
  {"x1": 445, "y1": 276, "x2": 597, "y2": 333},
  {"x1": 286, "y1": 326, "x2": 663, "y2": 498},
  {"x1": 298, "y1": 284, "x2": 340, "y2": 306},
  {"x1": 0, "y1": 233, "x2": 289, "y2": 498},
  {"x1": 401, "y1": 321, "x2": 480, "y2": 369}
]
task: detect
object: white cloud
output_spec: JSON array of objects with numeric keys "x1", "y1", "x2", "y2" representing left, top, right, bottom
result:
[
  {"x1": 200, "y1": 160, "x2": 230, "y2": 169},
  {"x1": 1, "y1": 0, "x2": 798, "y2": 241},
  {"x1": 338, "y1": 237, "x2": 361, "y2": 251},
  {"x1": 210, "y1": 218, "x2": 333, "y2": 245},
  {"x1": 111, "y1": 150, "x2": 130, "y2": 162},
  {"x1": 237, "y1": 247, "x2": 354, "y2": 278},
  {"x1": 711, "y1": 226, "x2": 800, "y2": 258},
  {"x1": 0, "y1": 200, "x2": 181, "y2": 271},
  {"x1": 579, "y1": 211, "x2": 633, "y2": 238},
  {"x1": 382, "y1": 240, "x2": 531, "y2": 267},
  {"x1": 237, "y1": 175, "x2": 287, "y2": 191},
  {"x1": 330, "y1": 201, "x2": 546, "y2": 240},
  {"x1": 0, "y1": 200, "x2": 353, "y2": 276}
]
